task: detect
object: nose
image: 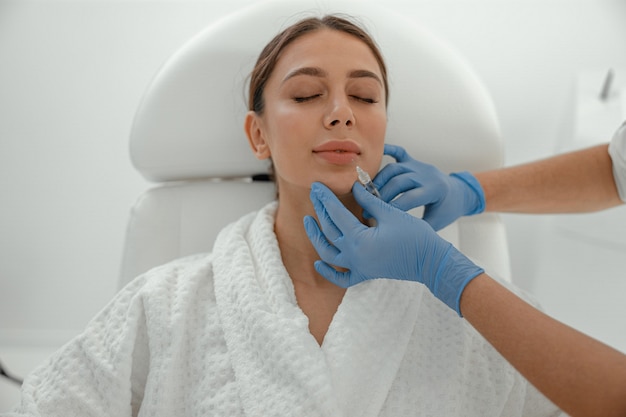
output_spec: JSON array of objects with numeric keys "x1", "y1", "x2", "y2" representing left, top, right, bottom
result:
[{"x1": 324, "y1": 95, "x2": 354, "y2": 129}]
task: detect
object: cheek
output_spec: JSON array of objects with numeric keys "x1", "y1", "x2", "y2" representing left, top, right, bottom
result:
[
  {"x1": 266, "y1": 103, "x2": 314, "y2": 140},
  {"x1": 263, "y1": 112, "x2": 313, "y2": 175},
  {"x1": 361, "y1": 104, "x2": 386, "y2": 128},
  {"x1": 365, "y1": 112, "x2": 387, "y2": 169},
  {"x1": 366, "y1": 111, "x2": 387, "y2": 146}
]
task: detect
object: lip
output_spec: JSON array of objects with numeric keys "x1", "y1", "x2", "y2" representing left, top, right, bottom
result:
[
  {"x1": 312, "y1": 140, "x2": 361, "y2": 165},
  {"x1": 312, "y1": 140, "x2": 362, "y2": 154}
]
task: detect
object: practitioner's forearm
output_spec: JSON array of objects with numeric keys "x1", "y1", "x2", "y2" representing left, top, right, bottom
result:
[
  {"x1": 475, "y1": 144, "x2": 622, "y2": 213},
  {"x1": 460, "y1": 273, "x2": 626, "y2": 417}
]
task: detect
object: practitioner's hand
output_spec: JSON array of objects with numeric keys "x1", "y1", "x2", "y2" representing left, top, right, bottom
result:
[
  {"x1": 373, "y1": 144, "x2": 485, "y2": 230},
  {"x1": 304, "y1": 182, "x2": 484, "y2": 315}
]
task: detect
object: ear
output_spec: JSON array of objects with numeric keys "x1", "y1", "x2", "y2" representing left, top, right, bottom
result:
[{"x1": 244, "y1": 111, "x2": 271, "y2": 160}]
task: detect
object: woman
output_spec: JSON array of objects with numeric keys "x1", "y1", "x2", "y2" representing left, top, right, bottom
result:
[{"x1": 6, "y1": 15, "x2": 561, "y2": 417}]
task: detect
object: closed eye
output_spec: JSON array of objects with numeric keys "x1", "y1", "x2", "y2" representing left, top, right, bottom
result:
[
  {"x1": 293, "y1": 94, "x2": 321, "y2": 103},
  {"x1": 351, "y1": 95, "x2": 378, "y2": 104}
]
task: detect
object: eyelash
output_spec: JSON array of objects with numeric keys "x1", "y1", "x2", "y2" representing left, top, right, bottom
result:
[
  {"x1": 293, "y1": 94, "x2": 321, "y2": 103},
  {"x1": 354, "y1": 96, "x2": 378, "y2": 104},
  {"x1": 292, "y1": 95, "x2": 377, "y2": 104}
]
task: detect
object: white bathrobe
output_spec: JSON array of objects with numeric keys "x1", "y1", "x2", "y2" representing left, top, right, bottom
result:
[{"x1": 8, "y1": 202, "x2": 564, "y2": 417}]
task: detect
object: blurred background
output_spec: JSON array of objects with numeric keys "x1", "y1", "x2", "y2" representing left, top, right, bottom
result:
[{"x1": 1, "y1": 0, "x2": 625, "y2": 409}]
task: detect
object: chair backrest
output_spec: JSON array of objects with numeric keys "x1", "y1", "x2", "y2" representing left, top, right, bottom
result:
[{"x1": 119, "y1": 0, "x2": 511, "y2": 289}]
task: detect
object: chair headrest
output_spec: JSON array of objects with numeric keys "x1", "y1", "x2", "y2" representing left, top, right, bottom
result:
[{"x1": 130, "y1": 0, "x2": 502, "y2": 183}]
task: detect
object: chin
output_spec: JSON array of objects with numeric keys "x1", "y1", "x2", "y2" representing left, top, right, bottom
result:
[
  {"x1": 321, "y1": 182, "x2": 355, "y2": 198},
  {"x1": 307, "y1": 171, "x2": 358, "y2": 198}
]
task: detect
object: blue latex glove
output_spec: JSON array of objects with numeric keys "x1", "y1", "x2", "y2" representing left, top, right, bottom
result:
[
  {"x1": 373, "y1": 144, "x2": 485, "y2": 231},
  {"x1": 304, "y1": 181, "x2": 484, "y2": 316}
]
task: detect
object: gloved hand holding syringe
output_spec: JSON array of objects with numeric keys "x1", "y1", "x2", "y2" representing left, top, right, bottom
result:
[{"x1": 304, "y1": 155, "x2": 484, "y2": 316}]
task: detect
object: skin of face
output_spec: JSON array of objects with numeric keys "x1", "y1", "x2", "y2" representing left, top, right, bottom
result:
[{"x1": 245, "y1": 28, "x2": 387, "y2": 203}]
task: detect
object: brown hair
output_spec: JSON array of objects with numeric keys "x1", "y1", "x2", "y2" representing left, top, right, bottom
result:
[{"x1": 248, "y1": 14, "x2": 389, "y2": 114}]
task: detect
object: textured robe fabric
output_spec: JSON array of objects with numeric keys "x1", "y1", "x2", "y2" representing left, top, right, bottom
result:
[{"x1": 7, "y1": 202, "x2": 564, "y2": 417}]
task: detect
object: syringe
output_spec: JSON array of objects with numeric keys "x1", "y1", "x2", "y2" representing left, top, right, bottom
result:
[{"x1": 356, "y1": 166, "x2": 381, "y2": 198}]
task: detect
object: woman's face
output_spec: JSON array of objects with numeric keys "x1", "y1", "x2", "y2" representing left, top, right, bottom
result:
[{"x1": 245, "y1": 29, "x2": 387, "y2": 198}]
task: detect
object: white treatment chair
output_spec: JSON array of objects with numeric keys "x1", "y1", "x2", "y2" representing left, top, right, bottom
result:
[{"x1": 119, "y1": 0, "x2": 511, "y2": 289}]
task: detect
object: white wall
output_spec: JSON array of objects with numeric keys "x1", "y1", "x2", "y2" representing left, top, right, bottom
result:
[{"x1": 1, "y1": 0, "x2": 626, "y2": 407}]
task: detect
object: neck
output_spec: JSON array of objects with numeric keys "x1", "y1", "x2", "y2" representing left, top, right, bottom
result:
[
  {"x1": 274, "y1": 185, "x2": 360, "y2": 345},
  {"x1": 274, "y1": 186, "x2": 362, "y2": 287}
]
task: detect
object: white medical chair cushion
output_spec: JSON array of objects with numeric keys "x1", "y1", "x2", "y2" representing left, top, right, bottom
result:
[
  {"x1": 120, "y1": 181, "x2": 276, "y2": 284},
  {"x1": 609, "y1": 121, "x2": 626, "y2": 202},
  {"x1": 130, "y1": 0, "x2": 502, "y2": 182}
]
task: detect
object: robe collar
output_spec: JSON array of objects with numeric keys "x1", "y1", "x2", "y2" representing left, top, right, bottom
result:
[{"x1": 213, "y1": 203, "x2": 422, "y2": 417}]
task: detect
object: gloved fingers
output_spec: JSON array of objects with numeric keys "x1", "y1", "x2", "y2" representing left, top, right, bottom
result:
[
  {"x1": 383, "y1": 144, "x2": 437, "y2": 176},
  {"x1": 313, "y1": 260, "x2": 353, "y2": 288},
  {"x1": 374, "y1": 159, "x2": 438, "y2": 194},
  {"x1": 376, "y1": 171, "x2": 425, "y2": 203},
  {"x1": 387, "y1": 188, "x2": 432, "y2": 212},
  {"x1": 351, "y1": 180, "x2": 399, "y2": 222},
  {"x1": 310, "y1": 182, "x2": 366, "y2": 242},
  {"x1": 383, "y1": 144, "x2": 411, "y2": 163},
  {"x1": 303, "y1": 215, "x2": 341, "y2": 263},
  {"x1": 372, "y1": 161, "x2": 414, "y2": 192},
  {"x1": 309, "y1": 184, "x2": 344, "y2": 243},
  {"x1": 421, "y1": 207, "x2": 451, "y2": 232}
]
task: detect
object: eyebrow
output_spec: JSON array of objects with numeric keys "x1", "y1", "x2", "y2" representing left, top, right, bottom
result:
[
  {"x1": 281, "y1": 66, "x2": 383, "y2": 86},
  {"x1": 282, "y1": 66, "x2": 327, "y2": 84},
  {"x1": 348, "y1": 69, "x2": 383, "y2": 86}
]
